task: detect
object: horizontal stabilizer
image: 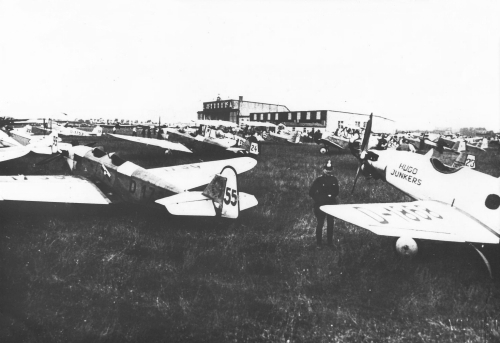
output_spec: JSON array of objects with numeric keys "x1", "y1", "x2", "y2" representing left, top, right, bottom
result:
[
  {"x1": 156, "y1": 192, "x2": 216, "y2": 216},
  {"x1": 239, "y1": 192, "x2": 258, "y2": 211}
]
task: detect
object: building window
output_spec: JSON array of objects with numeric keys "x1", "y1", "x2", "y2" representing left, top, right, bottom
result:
[
  {"x1": 275, "y1": 113, "x2": 279, "y2": 120},
  {"x1": 253, "y1": 114, "x2": 257, "y2": 120},
  {"x1": 297, "y1": 112, "x2": 301, "y2": 121},
  {"x1": 267, "y1": 113, "x2": 271, "y2": 120},
  {"x1": 306, "y1": 112, "x2": 310, "y2": 120},
  {"x1": 260, "y1": 113, "x2": 264, "y2": 120},
  {"x1": 316, "y1": 111, "x2": 321, "y2": 120},
  {"x1": 288, "y1": 113, "x2": 292, "y2": 121},
  {"x1": 355, "y1": 121, "x2": 360, "y2": 127},
  {"x1": 338, "y1": 121, "x2": 343, "y2": 128},
  {"x1": 303, "y1": 127, "x2": 307, "y2": 132}
]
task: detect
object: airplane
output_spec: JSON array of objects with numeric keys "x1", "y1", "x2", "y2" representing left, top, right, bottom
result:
[
  {"x1": 318, "y1": 122, "x2": 399, "y2": 154},
  {"x1": 320, "y1": 114, "x2": 500, "y2": 277},
  {"x1": 0, "y1": 124, "x2": 65, "y2": 163},
  {"x1": 0, "y1": 145, "x2": 258, "y2": 218},
  {"x1": 107, "y1": 133, "x2": 193, "y2": 154},
  {"x1": 318, "y1": 126, "x2": 363, "y2": 154},
  {"x1": 39, "y1": 121, "x2": 103, "y2": 137},
  {"x1": 268, "y1": 124, "x2": 301, "y2": 144},
  {"x1": 439, "y1": 135, "x2": 489, "y2": 155},
  {"x1": 164, "y1": 120, "x2": 260, "y2": 156},
  {"x1": 239, "y1": 121, "x2": 277, "y2": 141}
]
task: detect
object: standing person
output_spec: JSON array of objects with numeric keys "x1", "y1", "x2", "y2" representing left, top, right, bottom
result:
[
  {"x1": 112, "y1": 126, "x2": 117, "y2": 134},
  {"x1": 132, "y1": 127, "x2": 137, "y2": 136},
  {"x1": 309, "y1": 160, "x2": 339, "y2": 247}
]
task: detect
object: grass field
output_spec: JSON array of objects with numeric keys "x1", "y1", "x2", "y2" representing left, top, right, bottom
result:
[{"x1": 1, "y1": 130, "x2": 500, "y2": 342}]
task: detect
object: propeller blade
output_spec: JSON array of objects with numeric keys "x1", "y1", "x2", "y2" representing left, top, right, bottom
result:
[
  {"x1": 351, "y1": 163, "x2": 363, "y2": 194},
  {"x1": 360, "y1": 113, "x2": 373, "y2": 152}
]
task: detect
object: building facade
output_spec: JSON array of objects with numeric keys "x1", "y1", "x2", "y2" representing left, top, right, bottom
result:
[
  {"x1": 249, "y1": 110, "x2": 396, "y2": 134},
  {"x1": 198, "y1": 96, "x2": 289, "y2": 125}
]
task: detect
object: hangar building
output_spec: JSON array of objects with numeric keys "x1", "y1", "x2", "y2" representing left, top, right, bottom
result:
[
  {"x1": 249, "y1": 110, "x2": 396, "y2": 134},
  {"x1": 198, "y1": 96, "x2": 289, "y2": 125}
]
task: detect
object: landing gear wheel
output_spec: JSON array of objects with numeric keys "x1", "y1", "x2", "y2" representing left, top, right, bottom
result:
[{"x1": 320, "y1": 147, "x2": 327, "y2": 154}]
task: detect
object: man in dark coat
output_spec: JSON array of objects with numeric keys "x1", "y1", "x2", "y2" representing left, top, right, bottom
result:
[{"x1": 309, "y1": 160, "x2": 340, "y2": 246}]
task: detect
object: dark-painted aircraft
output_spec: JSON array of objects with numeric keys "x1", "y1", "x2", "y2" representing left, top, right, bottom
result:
[{"x1": 0, "y1": 145, "x2": 258, "y2": 218}]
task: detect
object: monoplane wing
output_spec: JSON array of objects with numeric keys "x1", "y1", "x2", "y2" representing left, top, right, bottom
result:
[
  {"x1": 0, "y1": 175, "x2": 111, "y2": 204},
  {"x1": 147, "y1": 157, "x2": 257, "y2": 193},
  {"x1": 0, "y1": 130, "x2": 23, "y2": 148},
  {"x1": 319, "y1": 137, "x2": 348, "y2": 150},
  {"x1": 320, "y1": 201, "x2": 499, "y2": 244},
  {"x1": 108, "y1": 133, "x2": 192, "y2": 153},
  {"x1": 0, "y1": 146, "x2": 30, "y2": 162}
]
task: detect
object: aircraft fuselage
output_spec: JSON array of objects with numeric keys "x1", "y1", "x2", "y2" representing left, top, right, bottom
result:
[
  {"x1": 367, "y1": 149, "x2": 500, "y2": 235},
  {"x1": 67, "y1": 146, "x2": 177, "y2": 205}
]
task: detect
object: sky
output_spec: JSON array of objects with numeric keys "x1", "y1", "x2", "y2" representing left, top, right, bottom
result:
[{"x1": 0, "y1": 0, "x2": 499, "y2": 131}]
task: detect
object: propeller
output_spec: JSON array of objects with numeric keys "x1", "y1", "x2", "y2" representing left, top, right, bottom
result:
[{"x1": 351, "y1": 113, "x2": 373, "y2": 194}]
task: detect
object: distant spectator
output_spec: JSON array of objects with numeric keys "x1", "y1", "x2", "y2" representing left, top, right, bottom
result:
[
  {"x1": 147, "y1": 128, "x2": 152, "y2": 138},
  {"x1": 112, "y1": 126, "x2": 117, "y2": 134},
  {"x1": 314, "y1": 130, "x2": 322, "y2": 143},
  {"x1": 132, "y1": 127, "x2": 137, "y2": 136},
  {"x1": 157, "y1": 128, "x2": 162, "y2": 139},
  {"x1": 375, "y1": 134, "x2": 388, "y2": 150}
]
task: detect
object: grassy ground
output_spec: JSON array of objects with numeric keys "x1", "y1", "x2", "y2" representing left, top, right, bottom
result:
[{"x1": 1, "y1": 131, "x2": 500, "y2": 342}]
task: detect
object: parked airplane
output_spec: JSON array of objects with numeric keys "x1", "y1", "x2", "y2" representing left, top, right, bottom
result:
[
  {"x1": 0, "y1": 145, "x2": 258, "y2": 218},
  {"x1": 107, "y1": 133, "x2": 193, "y2": 154},
  {"x1": 268, "y1": 124, "x2": 301, "y2": 144},
  {"x1": 440, "y1": 135, "x2": 489, "y2": 155},
  {"x1": 40, "y1": 121, "x2": 103, "y2": 137},
  {"x1": 320, "y1": 114, "x2": 500, "y2": 277},
  {"x1": 164, "y1": 120, "x2": 260, "y2": 156},
  {"x1": 0, "y1": 126, "x2": 64, "y2": 163}
]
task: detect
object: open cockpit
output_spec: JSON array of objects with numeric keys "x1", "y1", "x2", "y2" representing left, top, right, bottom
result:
[{"x1": 430, "y1": 157, "x2": 462, "y2": 174}]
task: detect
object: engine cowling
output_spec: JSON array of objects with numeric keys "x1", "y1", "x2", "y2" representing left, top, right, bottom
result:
[{"x1": 395, "y1": 237, "x2": 418, "y2": 257}]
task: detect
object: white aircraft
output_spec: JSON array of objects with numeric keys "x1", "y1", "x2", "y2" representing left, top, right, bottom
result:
[
  {"x1": 0, "y1": 145, "x2": 258, "y2": 218},
  {"x1": 164, "y1": 120, "x2": 260, "y2": 156},
  {"x1": 269, "y1": 123, "x2": 301, "y2": 144},
  {"x1": 320, "y1": 114, "x2": 500, "y2": 276},
  {"x1": 107, "y1": 133, "x2": 193, "y2": 154},
  {"x1": 0, "y1": 126, "x2": 64, "y2": 163},
  {"x1": 40, "y1": 121, "x2": 103, "y2": 137}
]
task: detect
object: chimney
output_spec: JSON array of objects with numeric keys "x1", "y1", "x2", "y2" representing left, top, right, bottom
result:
[{"x1": 239, "y1": 96, "x2": 243, "y2": 102}]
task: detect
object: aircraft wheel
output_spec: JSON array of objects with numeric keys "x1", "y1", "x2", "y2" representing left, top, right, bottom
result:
[{"x1": 319, "y1": 147, "x2": 327, "y2": 154}]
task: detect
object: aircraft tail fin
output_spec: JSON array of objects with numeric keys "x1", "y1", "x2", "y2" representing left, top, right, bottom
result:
[
  {"x1": 288, "y1": 131, "x2": 301, "y2": 144},
  {"x1": 451, "y1": 139, "x2": 466, "y2": 153},
  {"x1": 452, "y1": 151, "x2": 476, "y2": 169},
  {"x1": 480, "y1": 137, "x2": 489, "y2": 150},
  {"x1": 156, "y1": 166, "x2": 257, "y2": 218},
  {"x1": 92, "y1": 126, "x2": 103, "y2": 136}
]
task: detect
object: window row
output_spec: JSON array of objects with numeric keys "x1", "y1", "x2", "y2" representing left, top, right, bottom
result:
[
  {"x1": 205, "y1": 101, "x2": 232, "y2": 110},
  {"x1": 251, "y1": 111, "x2": 324, "y2": 121}
]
